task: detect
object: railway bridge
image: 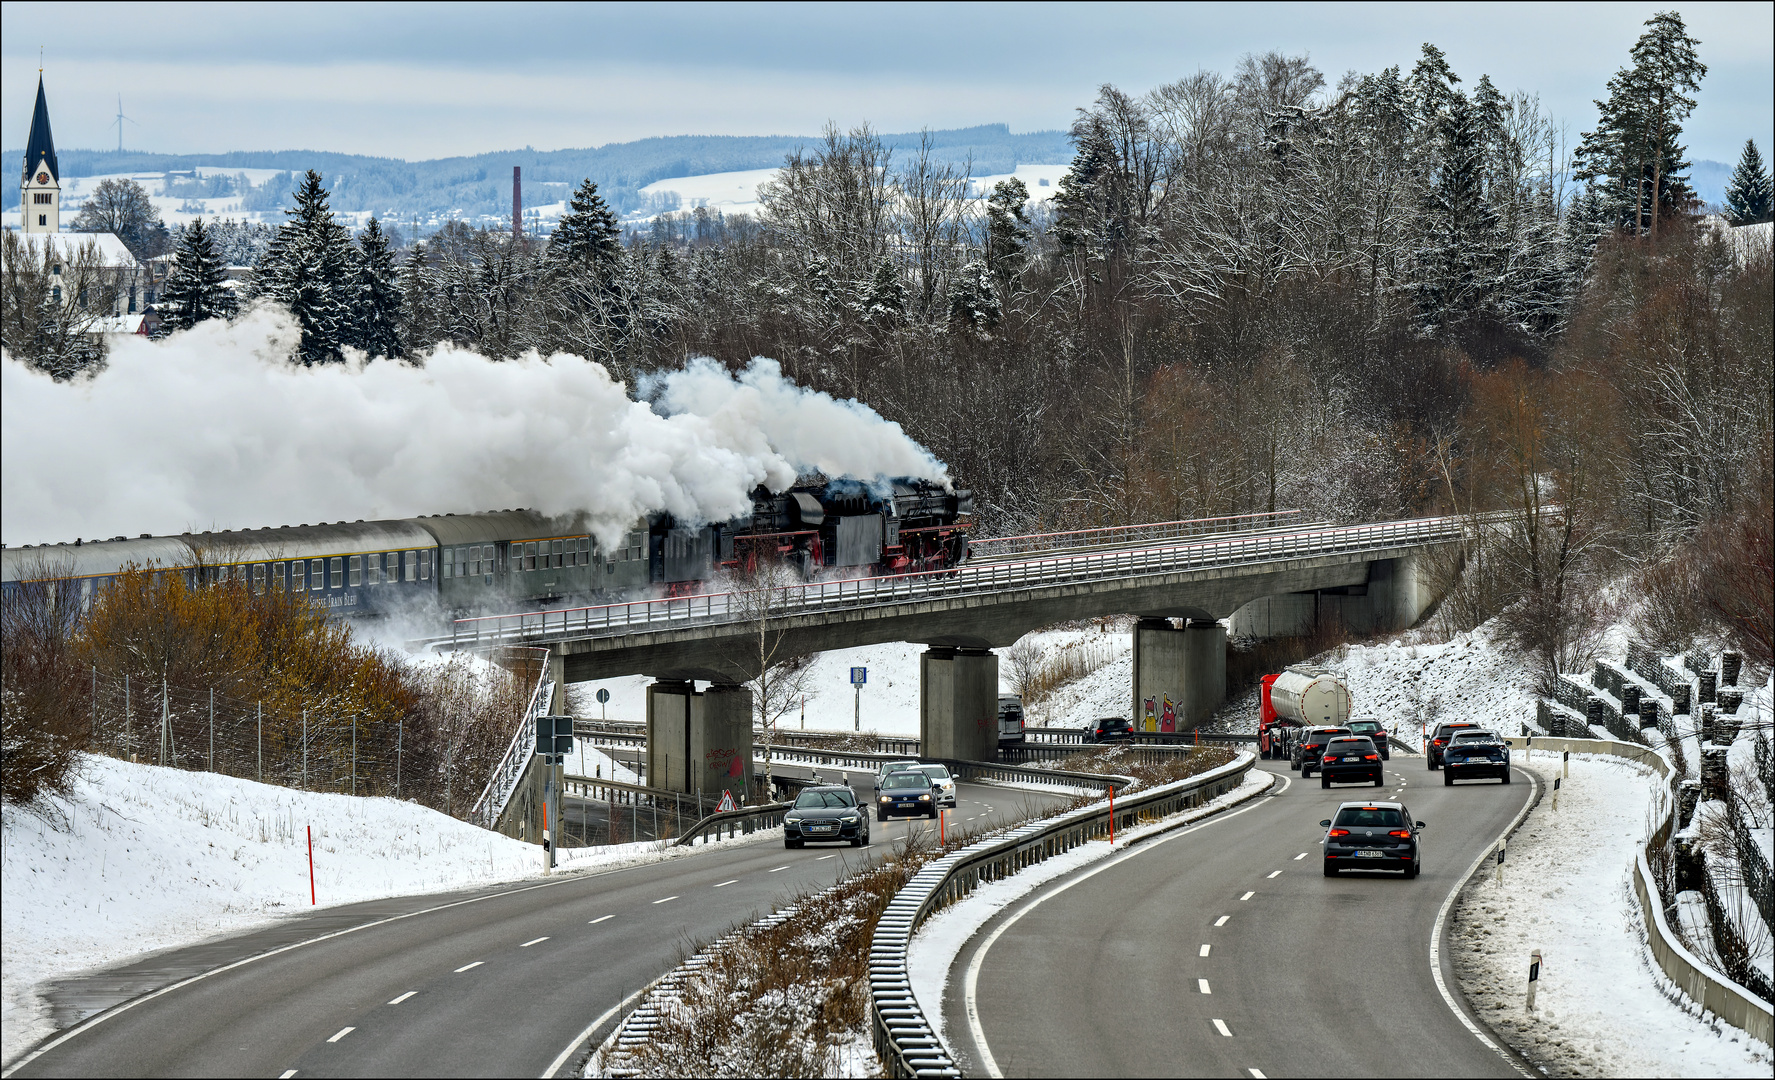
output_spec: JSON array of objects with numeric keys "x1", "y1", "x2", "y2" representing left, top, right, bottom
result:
[{"x1": 449, "y1": 512, "x2": 1471, "y2": 827}]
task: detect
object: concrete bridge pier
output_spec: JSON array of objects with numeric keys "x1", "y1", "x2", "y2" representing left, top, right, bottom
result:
[
  {"x1": 1131, "y1": 618, "x2": 1226, "y2": 732},
  {"x1": 645, "y1": 681, "x2": 753, "y2": 801},
  {"x1": 920, "y1": 647, "x2": 998, "y2": 760}
]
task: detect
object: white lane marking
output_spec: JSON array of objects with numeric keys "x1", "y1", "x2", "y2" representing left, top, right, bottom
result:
[
  {"x1": 1427, "y1": 765, "x2": 1541, "y2": 1078},
  {"x1": 1198, "y1": 979, "x2": 1212, "y2": 994},
  {"x1": 1240, "y1": 891, "x2": 1255, "y2": 901},
  {"x1": 961, "y1": 768, "x2": 1287, "y2": 1080},
  {"x1": 454, "y1": 961, "x2": 483, "y2": 972},
  {"x1": 768, "y1": 865, "x2": 789, "y2": 873},
  {"x1": 1214, "y1": 915, "x2": 1230, "y2": 926},
  {"x1": 519, "y1": 936, "x2": 549, "y2": 947},
  {"x1": 1266, "y1": 870, "x2": 1282, "y2": 879},
  {"x1": 542, "y1": 984, "x2": 649, "y2": 1078},
  {"x1": 279, "y1": 1072, "x2": 298, "y2": 1078},
  {"x1": 326, "y1": 1027, "x2": 355, "y2": 1043},
  {"x1": 387, "y1": 991, "x2": 416, "y2": 1005},
  {"x1": 1213, "y1": 1018, "x2": 1233, "y2": 1037},
  {"x1": 589, "y1": 915, "x2": 614, "y2": 924},
  {"x1": 713, "y1": 879, "x2": 738, "y2": 888},
  {"x1": 816, "y1": 854, "x2": 837, "y2": 861},
  {"x1": 1199, "y1": 944, "x2": 1211, "y2": 957},
  {"x1": 651, "y1": 896, "x2": 677, "y2": 904},
  {"x1": 1293, "y1": 852, "x2": 1307, "y2": 860},
  {"x1": 1249, "y1": 1069, "x2": 1268, "y2": 1078}
]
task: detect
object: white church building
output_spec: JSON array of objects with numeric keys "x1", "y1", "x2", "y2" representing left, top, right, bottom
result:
[{"x1": 8, "y1": 74, "x2": 158, "y2": 335}]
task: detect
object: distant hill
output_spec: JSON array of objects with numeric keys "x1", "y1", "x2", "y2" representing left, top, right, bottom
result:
[{"x1": 5, "y1": 124, "x2": 1074, "y2": 222}]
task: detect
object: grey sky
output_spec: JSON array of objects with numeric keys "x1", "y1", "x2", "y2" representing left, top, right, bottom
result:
[{"x1": 3, "y1": 2, "x2": 1770, "y2": 165}]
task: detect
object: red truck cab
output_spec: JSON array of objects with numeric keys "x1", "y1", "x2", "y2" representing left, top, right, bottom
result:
[{"x1": 1257, "y1": 674, "x2": 1299, "y2": 759}]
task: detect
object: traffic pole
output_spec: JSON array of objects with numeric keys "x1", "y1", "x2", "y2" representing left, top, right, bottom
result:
[
  {"x1": 1495, "y1": 839, "x2": 1506, "y2": 886},
  {"x1": 1108, "y1": 786, "x2": 1115, "y2": 845},
  {"x1": 1526, "y1": 950, "x2": 1541, "y2": 1011},
  {"x1": 307, "y1": 825, "x2": 316, "y2": 905}
]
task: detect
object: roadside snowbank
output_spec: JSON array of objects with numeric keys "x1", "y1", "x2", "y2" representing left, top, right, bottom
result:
[
  {"x1": 0, "y1": 754, "x2": 738, "y2": 1065},
  {"x1": 1451, "y1": 756, "x2": 1770, "y2": 1077}
]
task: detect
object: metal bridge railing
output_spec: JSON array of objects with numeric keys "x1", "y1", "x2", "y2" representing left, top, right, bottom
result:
[
  {"x1": 447, "y1": 514, "x2": 1470, "y2": 650},
  {"x1": 967, "y1": 509, "x2": 1306, "y2": 558},
  {"x1": 466, "y1": 649, "x2": 553, "y2": 831}
]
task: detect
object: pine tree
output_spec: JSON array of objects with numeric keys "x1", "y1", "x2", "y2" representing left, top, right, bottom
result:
[
  {"x1": 946, "y1": 260, "x2": 1001, "y2": 334},
  {"x1": 1413, "y1": 92, "x2": 1499, "y2": 335},
  {"x1": 983, "y1": 178, "x2": 1031, "y2": 290},
  {"x1": 254, "y1": 170, "x2": 355, "y2": 364},
  {"x1": 1408, "y1": 43, "x2": 1461, "y2": 127},
  {"x1": 156, "y1": 218, "x2": 238, "y2": 333},
  {"x1": 1724, "y1": 140, "x2": 1772, "y2": 225},
  {"x1": 547, "y1": 179, "x2": 623, "y2": 281},
  {"x1": 354, "y1": 217, "x2": 405, "y2": 359},
  {"x1": 861, "y1": 257, "x2": 906, "y2": 326},
  {"x1": 398, "y1": 242, "x2": 438, "y2": 353}
]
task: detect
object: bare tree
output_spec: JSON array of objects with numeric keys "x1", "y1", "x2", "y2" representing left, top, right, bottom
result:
[
  {"x1": 1, "y1": 231, "x2": 115, "y2": 378},
  {"x1": 71, "y1": 177, "x2": 170, "y2": 259},
  {"x1": 719, "y1": 559, "x2": 820, "y2": 798}
]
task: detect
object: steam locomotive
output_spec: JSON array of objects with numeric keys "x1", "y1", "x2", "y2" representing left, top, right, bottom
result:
[{"x1": 1, "y1": 479, "x2": 973, "y2": 623}]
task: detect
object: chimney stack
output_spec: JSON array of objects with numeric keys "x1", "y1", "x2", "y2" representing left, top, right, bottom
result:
[{"x1": 512, "y1": 166, "x2": 522, "y2": 241}]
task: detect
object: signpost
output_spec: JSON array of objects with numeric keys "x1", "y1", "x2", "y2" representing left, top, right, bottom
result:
[
  {"x1": 536, "y1": 715, "x2": 575, "y2": 869},
  {"x1": 596, "y1": 687, "x2": 610, "y2": 722},
  {"x1": 851, "y1": 667, "x2": 867, "y2": 731}
]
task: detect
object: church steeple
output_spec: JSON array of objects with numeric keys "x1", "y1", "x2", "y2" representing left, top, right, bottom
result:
[{"x1": 22, "y1": 74, "x2": 62, "y2": 233}]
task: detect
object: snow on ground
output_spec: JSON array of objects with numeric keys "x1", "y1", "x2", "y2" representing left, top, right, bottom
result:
[
  {"x1": 966, "y1": 164, "x2": 1069, "y2": 202},
  {"x1": 636, "y1": 167, "x2": 780, "y2": 218},
  {"x1": 1451, "y1": 756, "x2": 1771, "y2": 1077},
  {"x1": 905, "y1": 768, "x2": 1273, "y2": 1052},
  {"x1": 0, "y1": 754, "x2": 761, "y2": 1065}
]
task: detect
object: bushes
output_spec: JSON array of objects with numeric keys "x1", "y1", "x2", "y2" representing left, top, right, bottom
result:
[{"x1": 1, "y1": 569, "x2": 92, "y2": 808}]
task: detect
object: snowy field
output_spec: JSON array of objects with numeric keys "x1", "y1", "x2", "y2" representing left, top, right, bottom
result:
[
  {"x1": 1452, "y1": 755, "x2": 1771, "y2": 1077},
  {"x1": 634, "y1": 162, "x2": 1068, "y2": 224},
  {"x1": 0, "y1": 754, "x2": 743, "y2": 1066}
]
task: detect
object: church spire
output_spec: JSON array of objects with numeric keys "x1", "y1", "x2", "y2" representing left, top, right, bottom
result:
[{"x1": 23, "y1": 74, "x2": 59, "y2": 187}]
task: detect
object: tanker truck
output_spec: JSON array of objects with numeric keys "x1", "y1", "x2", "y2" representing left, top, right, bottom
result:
[{"x1": 1258, "y1": 667, "x2": 1352, "y2": 759}]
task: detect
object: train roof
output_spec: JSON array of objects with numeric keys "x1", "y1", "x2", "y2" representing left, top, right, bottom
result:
[
  {"x1": 413, "y1": 509, "x2": 604, "y2": 547},
  {"x1": 3, "y1": 519, "x2": 437, "y2": 583}
]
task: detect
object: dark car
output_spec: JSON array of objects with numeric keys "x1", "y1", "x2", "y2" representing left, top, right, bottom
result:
[
  {"x1": 1291, "y1": 726, "x2": 1353, "y2": 778},
  {"x1": 876, "y1": 770, "x2": 939, "y2": 820},
  {"x1": 1083, "y1": 717, "x2": 1134, "y2": 744},
  {"x1": 1318, "y1": 736, "x2": 1385, "y2": 788},
  {"x1": 1346, "y1": 719, "x2": 1390, "y2": 760},
  {"x1": 1320, "y1": 802, "x2": 1426, "y2": 878},
  {"x1": 1426, "y1": 722, "x2": 1482, "y2": 770},
  {"x1": 1442, "y1": 730, "x2": 1511, "y2": 785},
  {"x1": 784, "y1": 786, "x2": 869, "y2": 848}
]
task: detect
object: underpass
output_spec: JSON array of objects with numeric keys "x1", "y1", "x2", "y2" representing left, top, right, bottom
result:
[{"x1": 942, "y1": 757, "x2": 1537, "y2": 1078}]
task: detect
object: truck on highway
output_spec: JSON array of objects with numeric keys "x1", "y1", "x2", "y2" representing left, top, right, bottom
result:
[
  {"x1": 998, "y1": 694, "x2": 1026, "y2": 746},
  {"x1": 1258, "y1": 667, "x2": 1353, "y2": 759}
]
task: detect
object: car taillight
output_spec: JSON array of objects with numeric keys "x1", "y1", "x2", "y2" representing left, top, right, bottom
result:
[
  {"x1": 1327, "y1": 828, "x2": 1350, "y2": 838},
  {"x1": 1364, "y1": 754, "x2": 1379, "y2": 761},
  {"x1": 1387, "y1": 829, "x2": 1412, "y2": 839}
]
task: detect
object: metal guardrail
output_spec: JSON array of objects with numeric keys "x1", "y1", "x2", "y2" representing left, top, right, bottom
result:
[
  {"x1": 446, "y1": 514, "x2": 1468, "y2": 649},
  {"x1": 466, "y1": 650, "x2": 553, "y2": 830},
  {"x1": 671, "y1": 801, "x2": 793, "y2": 847},
  {"x1": 967, "y1": 510, "x2": 1305, "y2": 558},
  {"x1": 760, "y1": 744, "x2": 1138, "y2": 794},
  {"x1": 869, "y1": 752, "x2": 1256, "y2": 1078}
]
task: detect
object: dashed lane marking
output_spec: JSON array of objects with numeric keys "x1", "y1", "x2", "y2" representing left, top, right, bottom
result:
[
  {"x1": 387, "y1": 991, "x2": 416, "y2": 1005},
  {"x1": 454, "y1": 962, "x2": 482, "y2": 973},
  {"x1": 588, "y1": 915, "x2": 614, "y2": 924},
  {"x1": 326, "y1": 1027, "x2": 354, "y2": 1043},
  {"x1": 1249, "y1": 1069, "x2": 1268, "y2": 1078},
  {"x1": 1294, "y1": 852, "x2": 1307, "y2": 860},
  {"x1": 651, "y1": 896, "x2": 678, "y2": 905},
  {"x1": 1214, "y1": 916, "x2": 1230, "y2": 927},
  {"x1": 1213, "y1": 1019, "x2": 1233, "y2": 1037},
  {"x1": 1240, "y1": 891, "x2": 1255, "y2": 901},
  {"x1": 1266, "y1": 870, "x2": 1282, "y2": 879},
  {"x1": 519, "y1": 936, "x2": 549, "y2": 947},
  {"x1": 1198, "y1": 979, "x2": 1212, "y2": 994},
  {"x1": 816, "y1": 854, "x2": 837, "y2": 861},
  {"x1": 769, "y1": 865, "x2": 789, "y2": 873},
  {"x1": 713, "y1": 879, "x2": 738, "y2": 888},
  {"x1": 1199, "y1": 944, "x2": 1211, "y2": 957},
  {"x1": 279, "y1": 1071, "x2": 298, "y2": 1078}
]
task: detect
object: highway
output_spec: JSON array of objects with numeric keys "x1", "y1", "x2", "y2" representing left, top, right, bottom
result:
[
  {"x1": 10, "y1": 772, "x2": 1067, "y2": 1079},
  {"x1": 942, "y1": 757, "x2": 1537, "y2": 1078}
]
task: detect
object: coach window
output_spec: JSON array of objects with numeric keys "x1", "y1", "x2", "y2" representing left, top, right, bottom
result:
[
  {"x1": 254, "y1": 564, "x2": 266, "y2": 591},
  {"x1": 442, "y1": 547, "x2": 454, "y2": 579},
  {"x1": 291, "y1": 561, "x2": 304, "y2": 592},
  {"x1": 419, "y1": 550, "x2": 431, "y2": 580},
  {"x1": 310, "y1": 559, "x2": 324, "y2": 590},
  {"x1": 524, "y1": 541, "x2": 537, "y2": 570},
  {"x1": 348, "y1": 555, "x2": 362, "y2": 586},
  {"x1": 330, "y1": 557, "x2": 344, "y2": 589},
  {"x1": 552, "y1": 539, "x2": 564, "y2": 568}
]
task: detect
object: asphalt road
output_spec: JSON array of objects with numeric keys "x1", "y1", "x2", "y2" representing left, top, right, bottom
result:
[
  {"x1": 11, "y1": 770, "x2": 1066, "y2": 1079},
  {"x1": 944, "y1": 757, "x2": 1537, "y2": 1079}
]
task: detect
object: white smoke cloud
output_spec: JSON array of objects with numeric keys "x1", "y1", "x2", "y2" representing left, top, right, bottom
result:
[{"x1": 0, "y1": 307, "x2": 949, "y2": 547}]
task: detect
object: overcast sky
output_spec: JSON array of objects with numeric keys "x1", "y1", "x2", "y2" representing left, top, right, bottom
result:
[{"x1": 3, "y1": 2, "x2": 1770, "y2": 166}]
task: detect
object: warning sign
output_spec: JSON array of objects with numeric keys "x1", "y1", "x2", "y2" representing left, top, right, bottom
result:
[{"x1": 716, "y1": 790, "x2": 737, "y2": 813}]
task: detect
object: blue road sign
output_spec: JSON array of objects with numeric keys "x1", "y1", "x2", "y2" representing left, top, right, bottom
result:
[
  {"x1": 851, "y1": 666, "x2": 867, "y2": 686},
  {"x1": 596, "y1": 688, "x2": 611, "y2": 704}
]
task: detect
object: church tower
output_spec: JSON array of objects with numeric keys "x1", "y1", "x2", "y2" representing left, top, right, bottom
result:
[{"x1": 22, "y1": 74, "x2": 62, "y2": 234}]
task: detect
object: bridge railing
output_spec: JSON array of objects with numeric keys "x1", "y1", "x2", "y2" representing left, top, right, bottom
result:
[
  {"x1": 466, "y1": 648, "x2": 554, "y2": 831},
  {"x1": 448, "y1": 513, "x2": 1469, "y2": 649},
  {"x1": 967, "y1": 509, "x2": 1306, "y2": 558}
]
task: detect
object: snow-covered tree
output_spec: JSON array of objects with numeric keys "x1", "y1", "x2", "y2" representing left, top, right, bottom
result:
[
  {"x1": 547, "y1": 179, "x2": 623, "y2": 281},
  {"x1": 946, "y1": 260, "x2": 1001, "y2": 334},
  {"x1": 253, "y1": 170, "x2": 356, "y2": 365},
  {"x1": 354, "y1": 216, "x2": 404, "y2": 359},
  {"x1": 1724, "y1": 140, "x2": 1772, "y2": 225},
  {"x1": 156, "y1": 217, "x2": 238, "y2": 333},
  {"x1": 984, "y1": 178, "x2": 1031, "y2": 290}
]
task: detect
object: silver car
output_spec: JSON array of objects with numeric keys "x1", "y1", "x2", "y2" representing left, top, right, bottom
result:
[
  {"x1": 912, "y1": 764, "x2": 958, "y2": 808},
  {"x1": 873, "y1": 760, "x2": 922, "y2": 790}
]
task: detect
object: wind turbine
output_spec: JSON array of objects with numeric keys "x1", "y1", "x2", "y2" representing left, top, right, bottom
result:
[{"x1": 111, "y1": 95, "x2": 137, "y2": 153}]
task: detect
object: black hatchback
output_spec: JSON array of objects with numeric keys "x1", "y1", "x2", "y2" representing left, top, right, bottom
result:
[
  {"x1": 783, "y1": 786, "x2": 869, "y2": 848},
  {"x1": 1291, "y1": 726, "x2": 1352, "y2": 778},
  {"x1": 1318, "y1": 736, "x2": 1385, "y2": 788},
  {"x1": 1320, "y1": 802, "x2": 1425, "y2": 878},
  {"x1": 1442, "y1": 730, "x2": 1511, "y2": 785},
  {"x1": 1083, "y1": 717, "x2": 1134, "y2": 744}
]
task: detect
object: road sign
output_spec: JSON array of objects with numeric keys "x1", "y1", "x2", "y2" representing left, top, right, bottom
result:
[
  {"x1": 596, "y1": 688, "x2": 610, "y2": 704},
  {"x1": 536, "y1": 715, "x2": 574, "y2": 762},
  {"x1": 716, "y1": 790, "x2": 737, "y2": 813},
  {"x1": 851, "y1": 667, "x2": 867, "y2": 686}
]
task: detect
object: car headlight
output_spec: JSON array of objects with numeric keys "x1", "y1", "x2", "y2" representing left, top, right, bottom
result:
[
  {"x1": 785, "y1": 813, "x2": 802, "y2": 823},
  {"x1": 918, "y1": 793, "x2": 931, "y2": 801},
  {"x1": 841, "y1": 812, "x2": 860, "y2": 822},
  {"x1": 880, "y1": 796, "x2": 892, "y2": 803}
]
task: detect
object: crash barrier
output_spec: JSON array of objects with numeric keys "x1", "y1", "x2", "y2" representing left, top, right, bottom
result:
[
  {"x1": 869, "y1": 752, "x2": 1256, "y2": 1078},
  {"x1": 671, "y1": 800, "x2": 793, "y2": 847},
  {"x1": 559, "y1": 773, "x2": 724, "y2": 846},
  {"x1": 760, "y1": 744, "x2": 1139, "y2": 794},
  {"x1": 1504, "y1": 735, "x2": 1773, "y2": 1045}
]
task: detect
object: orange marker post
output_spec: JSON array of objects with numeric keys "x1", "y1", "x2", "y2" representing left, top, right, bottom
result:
[
  {"x1": 1108, "y1": 786, "x2": 1115, "y2": 845},
  {"x1": 307, "y1": 825, "x2": 316, "y2": 906}
]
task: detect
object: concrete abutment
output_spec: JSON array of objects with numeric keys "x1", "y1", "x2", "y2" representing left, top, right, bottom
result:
[
  {"x1": 919, "y1": 647, "x2": 998, "y2": 761},
  {"x1": 1131, "y1": 618, "x2": 1226, "y2": 731},
  {"x1": 644, "y1": 681, "x2": 753, "y2": 801}
]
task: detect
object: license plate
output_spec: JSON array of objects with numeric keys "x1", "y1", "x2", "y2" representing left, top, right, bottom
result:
[
  {"x1": 1354, "y1": 850, "x2": 1385, "y2": 859},
  {"x1": 1341, "y1": 756, "x2": 1359, "y2": 762}
]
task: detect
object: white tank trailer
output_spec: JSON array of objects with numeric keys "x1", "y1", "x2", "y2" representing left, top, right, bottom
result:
[{"x1": 1269, "y1": 668, "x2": 1352, "y2": 726}]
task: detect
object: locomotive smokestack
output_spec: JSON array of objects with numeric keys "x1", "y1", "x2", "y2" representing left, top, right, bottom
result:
[{"x1": 512, "y1": 166, "x2": 522, "y2": 241}]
